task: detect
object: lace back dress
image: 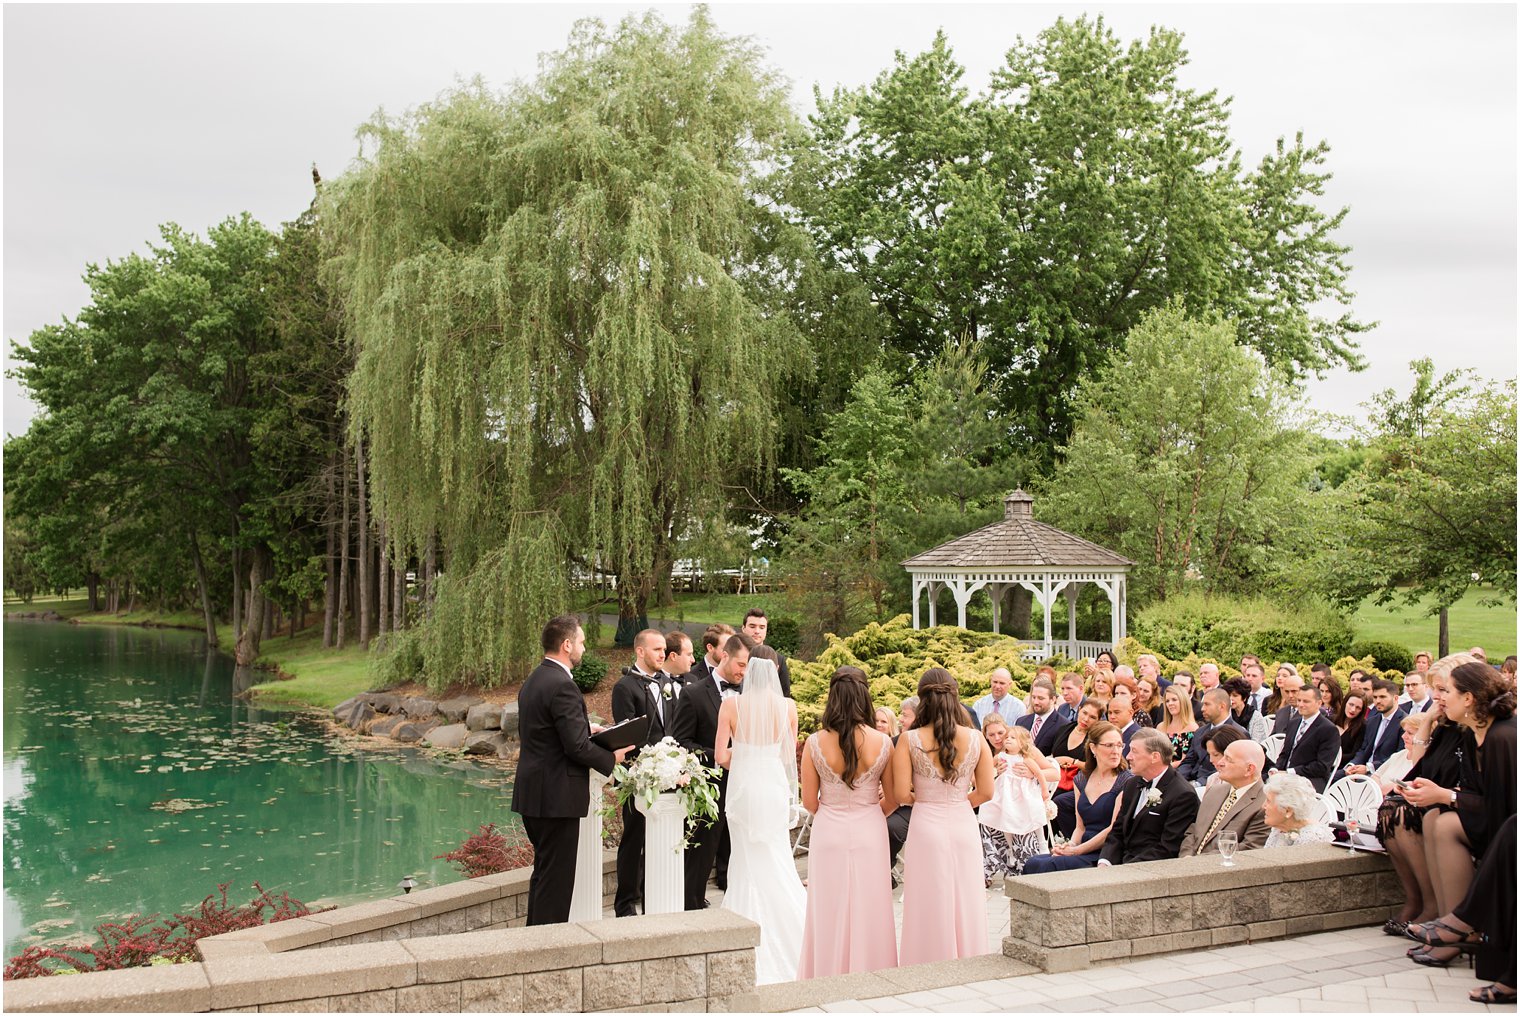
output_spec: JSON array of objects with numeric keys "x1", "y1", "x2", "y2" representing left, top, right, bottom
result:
[
  {"x1": 797, "y1": 731, "x2": 897, "y2": 979},
  {"x1": 899, "y1": 729, "x2": 991, "y2": 964}
]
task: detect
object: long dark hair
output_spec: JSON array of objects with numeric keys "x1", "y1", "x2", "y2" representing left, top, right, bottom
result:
[
  {"x1": 1450, "y1": 662, "x2": 1517, "y2": 725},
  {"x1": 1339, "y1": 693, "x2": 1368, "y2": 741},
  {"x1": 916, "y1": 668, "x2": 964, "y2": 779},
  {"x1": 821, "y1": 666, "x2": 875, "y2": 788},
  {"x1": 1318, "y1": 676, "x2": 1344, "y2": 717}
]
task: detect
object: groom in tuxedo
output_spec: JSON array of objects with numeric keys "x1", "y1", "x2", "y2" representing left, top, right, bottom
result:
[
  {"x1": 612, "y1": 629, "x2": 683, "y2": 917},
  {"x1": 1099, "y1": 729, "x2": 1199, "y2": 866},
  {"x1": 672, "y1": 632, "x2": 753, "y2": 910}
]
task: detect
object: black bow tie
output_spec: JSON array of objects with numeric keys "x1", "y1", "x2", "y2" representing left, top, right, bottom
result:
[{"x1": 720, "y1": 680, "x2": 743, "y2": 695}]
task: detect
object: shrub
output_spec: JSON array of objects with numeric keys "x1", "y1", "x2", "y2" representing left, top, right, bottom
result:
[
  {"x1": 571, "y1": 650, "x2": 609, "y2": 692},
  {"x1": 1349, "y1": 639, "x2": 1414, "y2": 675},
  {"x1": 4, "y1": 883, "x2": 321, "y2": 979},
  {"x1": 1130, "y1": 592, "x2": 1354, "y2": 663},
  {"x1": 766, "y1": 616, "x2": 802, "y2": 656},
  {"x1": 435, "y1": 822, "x2": 534, "y2": 879}
]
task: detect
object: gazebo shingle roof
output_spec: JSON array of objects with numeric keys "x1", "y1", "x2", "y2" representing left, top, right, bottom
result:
[{"x1": 902, "y1": 490, "x2": 1133, "y2": 570}]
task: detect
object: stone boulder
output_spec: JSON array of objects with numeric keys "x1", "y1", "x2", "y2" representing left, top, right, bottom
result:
[
  {"x1": 499, "y1": 702, "x2": 520, "y2": 740},
  {"x1": 401, "y1": 698, "x2": 439, "y2": 719},
  {"x1": 465, "y1": 703, "x2": 501, "y2": 731},
  {"x1": 336, "y1": 700, "x2": 375, "y2": 729},
  {"x1": 362, "y1": 693, "x2": 403, "y2": 715},
  {"x1": 370, "y1": 715, "x2": 407, "y2": 738},
  {"x1": 393, "y1": 720, "x2": 438, "y2": 744},
  {"x1": 332, "y1": 697, "x2": 360, "y2": 719},
  {"x1": 436, "y1": 697, "x2": 482, "y2": 724},
  {"x1": 463, "y1": 731, "x2": 508, "y2": 756},
  {"x1": 423, "y1": 723, "x2": 470, "y2": 750}
]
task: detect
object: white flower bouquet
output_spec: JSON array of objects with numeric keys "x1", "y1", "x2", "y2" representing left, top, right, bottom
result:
[{"x1": 605, "y1": 737, "x2": 721, "y2": 847}]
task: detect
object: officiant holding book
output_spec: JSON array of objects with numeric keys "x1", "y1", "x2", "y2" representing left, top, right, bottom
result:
[
  {"x1": 612, "y1": 628, "x2": 683, "y2": 916},
  {"x1": 512, "y1": 615, "x2": 631, "y2": 925}
]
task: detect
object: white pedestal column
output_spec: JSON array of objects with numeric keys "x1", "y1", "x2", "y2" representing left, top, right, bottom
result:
[
  {"x1": 637, "y1": 792, "x2": 686, "y2": 915},
  {"x1": 569, "y1": 772, "x2": 608, "y2": 922}
]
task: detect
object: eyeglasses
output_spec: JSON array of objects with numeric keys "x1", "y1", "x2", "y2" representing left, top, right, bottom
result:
[{"x1": 1096, "y1": 740, "x2": 1124, "y2": 749}]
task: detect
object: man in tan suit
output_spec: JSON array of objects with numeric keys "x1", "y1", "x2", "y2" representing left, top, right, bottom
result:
[{"x1": 1180, "y1": 740, "x2": 1270, "y2": 856}]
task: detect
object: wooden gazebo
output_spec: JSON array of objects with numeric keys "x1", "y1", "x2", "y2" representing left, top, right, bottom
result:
[{"x1": 901, "y1": 490, "x2": 1133, "y2": 661}]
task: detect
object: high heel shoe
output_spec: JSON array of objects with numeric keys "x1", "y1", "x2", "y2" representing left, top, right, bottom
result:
[
  {"x1": 1406, "y1": 918, "x2": 1486, "y2": 949},
  {"x1": 1383, "y1": 918, "x2": 1409, "y2": 937},
  {"x1": 1411, "y1": 946, "x2": 1474, "y2": 969}
]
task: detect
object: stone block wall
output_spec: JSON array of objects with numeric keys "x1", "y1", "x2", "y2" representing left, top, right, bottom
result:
[
  {"x1": 5, "y1": 909, "x2": 757, "y2": 1013},
  {"x1": 1002, "y1": 845, "x2": 1401, "y2": 972}
]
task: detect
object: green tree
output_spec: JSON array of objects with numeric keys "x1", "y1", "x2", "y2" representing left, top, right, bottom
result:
[
  {"x1": 1035, "y1": 302, "x2": 1318, "y2": 604},
  {"x1": 787, "y1": 17, "x2": 1369, "y2": 469},
  {"x1": 325, "y1": 9, "x2": 809, "y2": 682},
  {"x1": 1316, "y1": 369, "x2": 1517, "y2": 656}
]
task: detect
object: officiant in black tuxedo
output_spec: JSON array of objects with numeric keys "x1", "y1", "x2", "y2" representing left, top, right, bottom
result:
[
  {"x1": 1098, "y1": 729, "x2": 1200, "y2": 866},
  {"x1": 612, "y1": 629, "x2": 684, "y2": 917},
  {"x1": 671, "y1": 632, "x2": 753, "y2": 910},
  {"x1": 512, "y1": 616, "x2": 630, "y2": 925}
]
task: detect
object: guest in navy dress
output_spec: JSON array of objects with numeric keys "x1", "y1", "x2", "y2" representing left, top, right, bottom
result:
[{"x1": 1023, "y1": 721, "x2": 1134, "y2": 873}]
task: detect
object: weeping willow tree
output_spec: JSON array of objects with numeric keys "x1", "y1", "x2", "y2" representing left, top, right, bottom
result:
[{"x1": 323, "y1": 8, "x2": 808, "y2": 686}]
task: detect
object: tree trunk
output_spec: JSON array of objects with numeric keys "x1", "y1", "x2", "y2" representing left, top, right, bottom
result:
[
  {"x1": 337, "y1": 441, "x2": 352, "y2": 650},
  {"x1": 1007, "y1": 585, "x2": 1033, "y2": 639},
  {"x1": 322, "y1": 446, "x2": 338, "y2": 649},
  {"x1": 236, "y1": 547, "x2": 268, "y2": 665},
  {"x1": 378, "y1": 523, "x2": 390, "y2": 648},
  {"x1": 1438, "y1": 606, "x2": 1450, "y2": 659},
  {"x1": 422, "y1": 534, "x2": 436, "y2": 617},
  {"x1": 393, "y1": 550, "x2": 406, "y2": 630},
  {"x1": 189, "y1": 530, "x2": 219, "y2": 647},
  {"x1": 356, "y1": 433, "x2": 372, "y2": 648},
  {"x1": 86, "y1": 572, "x2": 100, "y2": 612},
  {"x1": 231, "y1": 546, "x2": 243, "y2": 642},
  {"x1": 615, "y1": 577, "x2": 650, "y2": 648}
]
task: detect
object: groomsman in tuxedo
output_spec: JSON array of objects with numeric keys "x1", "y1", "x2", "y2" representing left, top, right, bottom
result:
[
  {"x1": 612, "y1": 629, "x2": 683, "y2": 917},
  {"x1": 687, "y1": 623, "x2": 734, "y2": 687},
  {"x1": 1180, "y1": 740, "x2": 1270, "y2": 856},
  {"x1": 512, "y1": 616, "x2": 630, "y2": 925},
  {"x1": 1098, "y1": 730, "x2": 1199, "y2": 866},
  {"x1": 741, "y1": 610, "x2": 791, "y2": 696},
  {"x1": 663, "y1": 630, "x2": 697, "y2": 690},
  {"x1": 1269, "y1": 686, "x2": 1341, "y2": 792},
  {"x1": 672, "y1": 632, "x2": 753, "y2": 909}
]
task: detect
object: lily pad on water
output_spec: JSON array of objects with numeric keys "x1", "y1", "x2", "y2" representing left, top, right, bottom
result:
[{"x1": 149, "y1": 798, "x2": 226, "y2": 813}]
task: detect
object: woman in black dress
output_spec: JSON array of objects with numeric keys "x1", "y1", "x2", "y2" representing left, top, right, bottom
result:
[
  {"x1": 1337, "y1": 693, "x2": 1369, "y2": 760},
  {"x1": 1402, "y1": 663, "x2": 1516, "y2": 968}
]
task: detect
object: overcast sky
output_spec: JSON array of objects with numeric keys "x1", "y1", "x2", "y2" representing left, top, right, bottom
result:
[{"x1": 4, "y1": 3, "x2": 1515, "y2": 439}]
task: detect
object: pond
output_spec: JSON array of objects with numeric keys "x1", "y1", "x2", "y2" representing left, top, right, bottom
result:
[{"x1": 2, "y1": 620, "x2": 519, "y2": 960}]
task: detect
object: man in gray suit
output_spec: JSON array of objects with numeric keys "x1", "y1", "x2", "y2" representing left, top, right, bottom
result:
[{"x1": 1180, "y1": 741, "x2": 1271, "y2": 856}]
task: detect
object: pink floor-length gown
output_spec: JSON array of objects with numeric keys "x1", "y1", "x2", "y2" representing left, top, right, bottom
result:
[
  {"x1": 798, "y1": 731, "x2": 898, "y2": 979},
  {"x1": 898, "y1": 729, "x2": 990, "y2": 965}
]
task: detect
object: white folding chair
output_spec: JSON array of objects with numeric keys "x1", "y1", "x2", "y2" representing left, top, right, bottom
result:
[
  {"x1": 1332, "y1": 746, "x2": 1343, "y2": 771},
  {"x1": 1323, "y1": 773, "x2": 1383, "y2": 826},
  {"x1": 1260, "y1": 732, "x2": 1286, "y2": 761},
  {"x1": 1308, "y1": 794, "x2": 1333, "y2": 826}
]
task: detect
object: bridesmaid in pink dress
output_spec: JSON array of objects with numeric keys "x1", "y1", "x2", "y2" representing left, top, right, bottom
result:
[
  {"x1": 798, "y1": 667, "x2": 899, "y2": 978},
  {"x1": 893, "y1": 668, "x2": 997, "y2": 965}
]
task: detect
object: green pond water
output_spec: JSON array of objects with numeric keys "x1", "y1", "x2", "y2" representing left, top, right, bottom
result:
[{"x1": 2, "y1": 620, "x2": 519, "y2": 960}]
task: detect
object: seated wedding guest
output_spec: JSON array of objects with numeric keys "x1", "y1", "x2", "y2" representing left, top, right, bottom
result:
[
  {"x1": 799, "y1": 667, "x2": 897, "y2": 979},
  {"x1": 1265, "y1": 663, "x2": 1301, "y2": 719},
  {"x1": 1179, "y1": 689, "x2": 1245, "y2": 785},
  {"x1": 1179, "y1": 740, "x2": 1270, "y2": 856},
  {"x1": 1269, "y1": 686, "x2": 1341, "y2": 793},
  {"x1": 1089, "y1": 671, "x2": 1115, "y2": 712},
  {"x1": 1372, "y1": 714, "x2": 1421, "y2": 789},
  {"x1": 980, "y1": 723, "x2": 1055, "y2": 883},
  {"x1": 1024, "y1": 721, "x2": 1133, "y2": 873},
  {"x1": 1411, "y1": 815, "x2": 1514, "y2": 1004},
  {"x1": 1056, "y1": 672, "x2": 1086, "y2": 724},
  {"x1": 1374, "y1": 656, "x2": 1479, "y2": 940},
  {"x1": 1337, "y1": 692, "x2": 1369, "y2": 759},
  {"x1": 1316, "y1": 674, "x2": 1345, "y2": 719},
  {"x1": 1171, "y1": 670, "x2": 1200, "y2": 715},
  {"x1": 1094, "y1": 650, "x2": 1118, "y2": 675},
  {"x1": 1400, "y1": 670, "x2": 1435, "y2": 715},
  {"x1": 1200, "y1": 726, "x2": 1249, "y2": 787},
  {"x1": 1501, "y1": 656, "x2": 1517, "y2": 689},
  {"x1": 973, "y1": 667, "x2": 1025, "y2": 726},
  {"x1": 899, "y1": 696, "x2": 919, "y2": 733},
  {"x1": 1096, "y1": 729, "x2": 1199, "y2": 866},
  {"x1": 1014, "y1": 675, "x2": 1064, "y2": 754},
  {"x1": 1262, "y1": 772, "x2": 1334, "y2": 847},
  {"x1": 1224, "y1": 676, "x2": 1269, "y2": 742},
  {"x1": 1049, "y1": 699, "x2": 1104, "y2": 838},
  {"x1": 978, "y1": 714, "x2": 1016, "y2": 883},
  {"x1": 1134, "y1": 674, "x2": 1164, "y2": 726},
  {"x1": 1106, "y1": 692, "x2": 1143, "y2": 749},
  {"x1": 1157, "y1": 685, "x2": 1199, "y2": 765},
  {"x1": 1404, "y1": 662, "x2": 1516, "y2": 968},
  {"x1": 1340, "y1": 678, "x2": 1408, "y2": 780},
  {"x1": 874, "y1": 706, "x2": 899, "y2": 737}
]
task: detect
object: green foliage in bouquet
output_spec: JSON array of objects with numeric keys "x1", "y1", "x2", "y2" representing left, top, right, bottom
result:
[{"x1": 603, "y1": 737, "x2": 722, "y2": 850}]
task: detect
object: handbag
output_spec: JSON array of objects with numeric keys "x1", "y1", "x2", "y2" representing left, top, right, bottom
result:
[{"x1": 1057, "y1": 762, "x2": 1080, "y2": 792}]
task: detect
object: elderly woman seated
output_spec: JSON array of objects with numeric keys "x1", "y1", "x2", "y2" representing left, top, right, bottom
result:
[{"x1": 1262, "y1": 772, "x2": 1334, "y2": 848}]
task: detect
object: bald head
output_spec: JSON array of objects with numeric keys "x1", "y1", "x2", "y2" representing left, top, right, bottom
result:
[{"x1": 1217, "y1": 740, "x2": 1265, "y2": 789}]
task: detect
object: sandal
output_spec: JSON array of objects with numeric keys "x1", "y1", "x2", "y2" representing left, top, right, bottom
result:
[
  {"x1": 1406, "y1": 917, "x2": 1485, "y2": 948},
  {"x1": 1382, "y1": 918, "x2": 1409, "y2": 937},
  {"x1": 1470, "y1": 985, "x2": 1517, "y2": 1005}
]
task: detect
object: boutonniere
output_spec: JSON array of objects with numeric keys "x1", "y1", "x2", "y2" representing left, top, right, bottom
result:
[
  {"x1": 661, "y1": 682, "x2": 675, "y2": 701},
  {"x1": 1145, "y1": 788, "x2": 1163, "y2": 808}
]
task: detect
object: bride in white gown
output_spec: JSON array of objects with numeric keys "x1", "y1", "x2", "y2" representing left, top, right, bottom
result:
[{"x1": 715, "y1": 656, "x2": 806, "y2": 984}]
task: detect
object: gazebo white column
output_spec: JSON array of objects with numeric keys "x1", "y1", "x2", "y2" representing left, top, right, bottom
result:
[
  {"x1": 911, "y1": 577, "x2": 922, "y2": 629},
  {"x1": 1041, "y1": 575, "x2": 1053, "y2": 658},
  {"x1": 1065, "y1": 583, "x2": 1080, "y2": 658},
  {"x1": 928, "y1": 581, "x2": 940, "y2": 627},
  {"x1": 953, "y1": 577, "x2": 973, "y2": 629},
  {"x1": 987, "y1": 582, "x2": 1006, "y2": 634}
]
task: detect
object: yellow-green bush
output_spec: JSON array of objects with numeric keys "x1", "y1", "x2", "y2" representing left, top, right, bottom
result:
[{"x1": 1112, "y1": 637, "x2": 1405, "y2": 690}]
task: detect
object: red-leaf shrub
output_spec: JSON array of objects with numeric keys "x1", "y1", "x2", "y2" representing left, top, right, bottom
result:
[
  {"x1": 435, "y1": 823, "x2": 534, "y2": 879},
  {"x1": 4, "y1": 883, "x2": 324, "y2": 979}
]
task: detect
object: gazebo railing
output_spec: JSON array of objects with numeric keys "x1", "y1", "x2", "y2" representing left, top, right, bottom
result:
[{"x1": 1022, "y1": 639, "x2": 1113, "y2": 663}]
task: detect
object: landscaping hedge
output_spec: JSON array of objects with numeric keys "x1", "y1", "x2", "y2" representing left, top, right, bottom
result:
[{"x1": 1129, "y1": 592, "x2": 1355, "y2": 664}]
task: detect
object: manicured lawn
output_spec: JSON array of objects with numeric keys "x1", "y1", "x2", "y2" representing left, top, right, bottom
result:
[
  {"x1": 249, "y1": 627, "x2": 374, "y2": 709},
  {"x1": 1353, "y1": 587, "x2": 1516, "y2": 659},
  {"x1": 575, "y1": 589, "x2": 789, "y2": 628},
  {"x1": 3, "y1": 592, "x2": 94, "y2": 618}
]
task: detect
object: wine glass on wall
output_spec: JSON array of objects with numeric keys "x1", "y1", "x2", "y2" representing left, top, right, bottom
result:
[{"x1": 1218, "y1": 830, "x2": 1238, "y2": 866}]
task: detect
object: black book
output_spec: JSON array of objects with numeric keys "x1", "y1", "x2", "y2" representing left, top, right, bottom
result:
[{"x1": 590, "y1": 714, "x2": 651, "y2": 751}]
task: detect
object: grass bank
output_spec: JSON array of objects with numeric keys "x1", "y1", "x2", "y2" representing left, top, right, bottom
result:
[{"x1": 1353, "y1": 587, "x2": 1515, "y2": 659}]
